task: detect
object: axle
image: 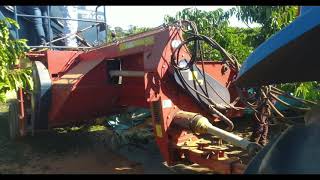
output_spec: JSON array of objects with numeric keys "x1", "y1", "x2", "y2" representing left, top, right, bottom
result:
[{"x1": 172, "y1": 111, "x2": 261, "y2": 155}]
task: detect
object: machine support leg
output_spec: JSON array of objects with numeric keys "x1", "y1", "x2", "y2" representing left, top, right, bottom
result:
[{"x1": 18, "y1": 88, "x2": 25, "y2": 136}]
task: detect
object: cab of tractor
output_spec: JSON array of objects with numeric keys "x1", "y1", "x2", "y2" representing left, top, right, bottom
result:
[{"x1": 0, "y1": 6, "x2": 107, "y2": 48}]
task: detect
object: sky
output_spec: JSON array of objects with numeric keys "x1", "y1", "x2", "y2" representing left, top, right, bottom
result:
[{"x1": 87, "y1": 6, "x2": 260, "y2": 30}]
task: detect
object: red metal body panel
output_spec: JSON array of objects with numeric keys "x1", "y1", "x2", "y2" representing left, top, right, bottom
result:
[
  {"x1": 46, "y1": 51, "x2": 83, "y2": 78},
  {"x1": 49, "y1": 60, "x2": 121, "y2": 126},
  {"x1": 44, "y1": 27, "x2": 182, "y2": 127}
]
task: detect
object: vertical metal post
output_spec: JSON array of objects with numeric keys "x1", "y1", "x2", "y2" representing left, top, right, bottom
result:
[
  {"x1": 14, "y1": 6, "x2": 19, "y2": 39},
  {"x1": 95, "y1": 6, "x2": 100, "y2": 44},
  {"x1": 47, "y1": 6, "x2": 52, "y2": 49},
  {"x1": 103, "y1": 6, "x2": 107, "y2": 43},
  {"x1": 14, "y1": 6, "x2": 24, "y2": 136}
]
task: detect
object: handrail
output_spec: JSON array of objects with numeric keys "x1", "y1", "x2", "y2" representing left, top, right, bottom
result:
[
  {"x1": 96, "y1": 6, "x2": 100, "y2": 44},
  {"x1": 28, "y1": 22, "x2": 103, "y2": 51},
  {"x1": 47, "y1": 6, "x2": 52, "y2": 48},
  {"x1": 44, "y1": 23, "x2": 101, "y2": 46},
  {"x1": 15, "y1": 13, "x2": 106, "y2": 23},
  {"x1": 13, "y1": 6, "x2": 19, "y2": 39},
  {"x1": 28, "y1": 45, "x2": 93, "y2": 49},
  {"x1": 12, "y1": 6, "x2": 107, "y2": 50},
  {"x1": 103, "y1": 6, "x2": 107, "y2": 43}
]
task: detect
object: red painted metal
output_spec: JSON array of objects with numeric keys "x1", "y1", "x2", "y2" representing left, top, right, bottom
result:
[
  {"x1": 46, "y1": 51, "x2": 83, "y2": 79},
  {"x1": 185, "y1": 149, "x2": 245, "y2": 174},
  {"x1": 18, "y1": 88, "x2": 25, "y2": 136},
  {"x1": 26, "y1": 26, "x2": 246, "y2": 173},
  {"x1": 17, "y1": 60, "x2": 26, "y2": 136}
]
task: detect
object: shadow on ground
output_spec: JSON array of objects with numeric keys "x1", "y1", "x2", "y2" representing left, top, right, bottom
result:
[{"x1": 0, "y1": 103, "x2": 171, "y2": 174}]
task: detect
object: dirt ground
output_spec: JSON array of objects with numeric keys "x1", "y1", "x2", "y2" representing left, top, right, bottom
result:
[{"x1": 0, "y1": 103, "x2": 285, "y2": 174}]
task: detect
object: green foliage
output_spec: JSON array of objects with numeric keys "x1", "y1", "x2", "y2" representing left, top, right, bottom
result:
[
  {"x1": 164, "y1": 7, "x2": 259, "y2": 64},
  {"x1": 164, "y1": 6, "x2": 299, "y2": 63},
  {"x1": 229, "y1": 6, "x2": 299, "y2": 43},
  {"x1": 106, "y1": 25, "x2": 152, "y2": 43},
  {"x1": 0, "y1": 18, "x2": 32, "y2": 102},
  {"x1": 278, "y1": 82, "x2": 320, "y2": 102}
]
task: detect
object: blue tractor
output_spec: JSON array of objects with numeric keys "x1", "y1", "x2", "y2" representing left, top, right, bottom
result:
[
  {"x1": 237, "y1": 6, "x2": 320, "y2": 173},
  {"x1": 0, "y1": 6, "x2": 107, "y2": 47}
]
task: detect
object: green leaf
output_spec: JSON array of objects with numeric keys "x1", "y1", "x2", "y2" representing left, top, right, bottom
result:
[
  {"x1": 5, "y1": 17, "x2": 20, "y2": 29},
  {"x1": 0, "y1": 18, "x2": 32, "y2": 102}
]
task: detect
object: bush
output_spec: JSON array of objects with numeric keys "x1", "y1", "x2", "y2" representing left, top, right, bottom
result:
[{"x1": 0, "y1": 18, "x2": 32, "y2": 102}]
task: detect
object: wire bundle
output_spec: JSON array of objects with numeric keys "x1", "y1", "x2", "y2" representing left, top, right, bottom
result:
[{"x1": 170, "y1": 20, "x2": 241, "y2": 131}]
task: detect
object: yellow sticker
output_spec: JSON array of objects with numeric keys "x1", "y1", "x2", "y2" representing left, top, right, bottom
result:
[
  {"x1": 119, "y1": 36, "x2": 154, "y2": 51},
  {"x1": 188, "y1": 71, "x2": 198, "y2": 80},
  {"x1": 155, "y1": 124, "x2": 163, "y2": 138},
  {"x1": 188, "y1": 71, "x2": 203, "y2": 85},
  {"x1": 197, "y1": 79, "x2": 204, "y2": 85}
]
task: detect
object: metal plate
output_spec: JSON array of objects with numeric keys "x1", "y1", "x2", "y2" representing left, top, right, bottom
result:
[{"x1": 174, "y1": 63, "x2": 231, "y2": 109}]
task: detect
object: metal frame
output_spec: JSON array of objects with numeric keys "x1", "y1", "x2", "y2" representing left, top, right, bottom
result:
[{"x1": 12, "y1": 6, "x2": 107, "y2": 49}]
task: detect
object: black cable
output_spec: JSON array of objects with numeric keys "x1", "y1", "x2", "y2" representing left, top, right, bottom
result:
[
  {"x1": 170, "y1": 21, "x2": 240, "y2": 131},
  {"x1": 171, "y1": 35, "x2": 239, "y2": 108}
]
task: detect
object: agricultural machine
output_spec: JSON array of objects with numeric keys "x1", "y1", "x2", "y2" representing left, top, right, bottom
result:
[{"x1": 3, "y1": 6, "x2": 320, "y2": 174}]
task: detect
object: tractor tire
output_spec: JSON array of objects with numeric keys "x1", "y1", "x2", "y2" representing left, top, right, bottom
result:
[{"x1": 8, "y1": 99, "x2": 21, "y2": 140}]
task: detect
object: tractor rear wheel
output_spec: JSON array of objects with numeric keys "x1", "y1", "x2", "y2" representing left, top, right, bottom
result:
[{"x1": 8, "y1": 98, "x2": 21, "y2": 140}]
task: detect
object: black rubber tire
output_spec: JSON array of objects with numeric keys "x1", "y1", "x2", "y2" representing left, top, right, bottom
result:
[{"x1": 8, "y1": 99, "x2": 21, "y2": 140}]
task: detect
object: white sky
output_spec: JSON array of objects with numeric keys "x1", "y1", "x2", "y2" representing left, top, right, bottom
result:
[{"x1": 88, "y1": 6, "x2": 259, "y2": 30}]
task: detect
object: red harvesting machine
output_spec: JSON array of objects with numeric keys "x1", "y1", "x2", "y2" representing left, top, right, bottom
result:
[{"x1": 9, "y1": 22, "x2": 260, "y2": 174}]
